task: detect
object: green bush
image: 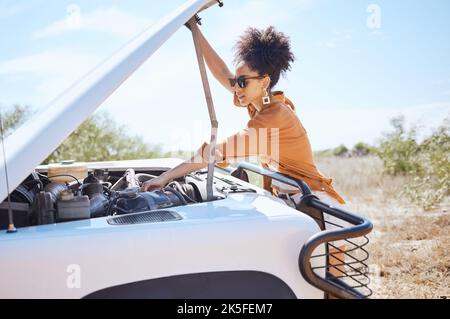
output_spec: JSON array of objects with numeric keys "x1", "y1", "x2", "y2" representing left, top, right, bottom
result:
[
  {"x1": 333, "y1": 144, "x2": 349, "y2": 157},
  {"x1": 376, "y1": 116, "x2": 449, "y2": 210},
  {"x1": 376, "y1": 116, "x2": 421, "y2": 175},
  {"x1": 352, "y1": 142, "x2": 373, "y2": 156}
]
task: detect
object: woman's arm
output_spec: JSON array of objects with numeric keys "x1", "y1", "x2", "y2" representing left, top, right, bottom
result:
[
  {"x1": 141, "y1": 110, "x2": 275, "y2": 192},
  {"x1": 187, "y1": 19, "x2": 234, "y2": 93},
  {"x1": 140, "y1": 143, "x2": 225, "y2": 192}
]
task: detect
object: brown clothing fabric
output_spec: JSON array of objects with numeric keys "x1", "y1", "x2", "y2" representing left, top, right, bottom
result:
[{"x1": 199, "y1": 91, "x2": 345, "y2": 204}]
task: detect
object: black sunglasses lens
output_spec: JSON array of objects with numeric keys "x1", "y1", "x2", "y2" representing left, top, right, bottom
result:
[
  {"x1": 237, "y1": 76, "x2": 246, "y2": 88},
  {"x1": 229, "y1": 77, "x2": 248, "y2": 88}
]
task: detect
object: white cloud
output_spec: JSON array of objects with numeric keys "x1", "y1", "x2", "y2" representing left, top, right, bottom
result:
[
  {"x1": 0, "y1": 51, "x2": 97, "y2": 75},
  {"x1": 0, "y1": 51, "x2": 102, "y2": 106},
  {"x1": 33, "y1": 6, "x2": 153, "y2": 39}
]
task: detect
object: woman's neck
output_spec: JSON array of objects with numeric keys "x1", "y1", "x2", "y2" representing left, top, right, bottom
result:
[
  {"x1": 251, "y1": 99, "x2": 264, "y2": 112},
  {"x1": 251, "y1": 92, "x2": 272, "y2": 112}
]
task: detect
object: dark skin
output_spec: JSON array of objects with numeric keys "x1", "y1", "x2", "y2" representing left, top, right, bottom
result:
[{"x1": 141, "y1": 18, "x2": 271, "y2": 192}]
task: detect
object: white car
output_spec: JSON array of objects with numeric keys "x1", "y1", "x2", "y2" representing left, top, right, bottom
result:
[{"x1": 0, "y1": 0, "x2": 372, "y2": 299}]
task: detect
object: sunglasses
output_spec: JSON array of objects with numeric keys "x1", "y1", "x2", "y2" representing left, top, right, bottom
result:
[{"x1": 228, "y1": 75, "x2": 266, "y2": 88}]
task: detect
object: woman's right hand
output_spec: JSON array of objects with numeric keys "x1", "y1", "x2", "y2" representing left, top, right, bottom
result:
[
  {"x1": 140, "y1": 175, "x2": 171, "y2": 192},
  {"x1": 185, "y1": 16, "x2": 199, "y2": 32}
]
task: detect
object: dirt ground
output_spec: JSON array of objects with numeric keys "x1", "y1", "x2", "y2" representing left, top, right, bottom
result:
[{"x1": 316, "y1": 156, "x2": 450, "y2": 299}]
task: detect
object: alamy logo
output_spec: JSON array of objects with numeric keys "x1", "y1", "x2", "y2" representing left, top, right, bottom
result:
[
  {"x1": 192, "y1": 127, "x2": 280, "y2": 165},
  {"x1": 66, "y1": 4, "x2": 82, "y2": 30},
  {"x1": 367, "y1": 4, "x2": 382, "y2": 30},
  {"x1": 66, "y1": 264, "x2": 81, "y2": 289}
]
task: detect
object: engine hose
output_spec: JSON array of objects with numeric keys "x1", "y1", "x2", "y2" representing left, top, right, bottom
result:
[
  {"x1": 21, "y1": 178, "x2": 44, "y2": 192},
  {"x1": 38, "y1": 172, "x2": 81, "y2": 186},
  {"x1": 163, "y1": 187, "x2": 188, "y2": 206},
  {"x1": 101, "y1": 182, "x2": 112, "y2": 188},
  {"x1": 111, "y1": 177, "x2": 125, "y2": 191},
  {"x1": 168, "y1": 181, "x2": 197, "y2": 203}
]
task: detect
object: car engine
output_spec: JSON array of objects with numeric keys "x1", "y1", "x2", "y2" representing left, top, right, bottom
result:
[{"x1": 0, "y1": 167, "x2": 253, "y2": 229}]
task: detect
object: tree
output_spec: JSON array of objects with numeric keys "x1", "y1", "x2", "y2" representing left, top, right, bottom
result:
[
  {"x1": 375, "y1": 116, "x2": 420, "y2": 175},
  {"x1": 376, "y1": 116, "x2": 450, "y2": 210},
  {"x1": 352, "y1": 142, "x2": 373, "y2": 156},
  {"x1": 333, "y1": 144, "x2": 349, "y2": 157},
  {"x1": 1, "y1": 105, "x2": 165, "y2": 164},
  {"x1": 44, "y1": 112, "x2": 164, "y2": 163},
  {"x1": 0, "y1": 105, "x2": 31, "y2": 137}
]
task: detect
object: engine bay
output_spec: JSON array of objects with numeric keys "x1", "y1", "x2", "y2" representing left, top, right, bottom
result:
[{"x1": 0, "y1": 167, "x2": 256, "y2": 230}]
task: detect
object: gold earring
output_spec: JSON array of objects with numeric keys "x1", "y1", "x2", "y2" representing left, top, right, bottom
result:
[{"x1": 262, "y1": 88, "x2": 271, "y2": 105}]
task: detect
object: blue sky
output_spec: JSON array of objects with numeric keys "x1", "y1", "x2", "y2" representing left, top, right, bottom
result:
[{"x1": 1, "y1": 0, "x2": 449, "y2": 152}]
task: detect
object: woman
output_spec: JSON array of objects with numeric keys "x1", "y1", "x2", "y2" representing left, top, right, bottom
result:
[{"x1": 141, "y1": 20, "x2": 345, "y2": 204}]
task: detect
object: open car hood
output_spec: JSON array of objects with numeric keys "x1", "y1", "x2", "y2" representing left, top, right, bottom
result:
[{"x1": 0, "y1": 0, "x2": 221, "y2": 202}]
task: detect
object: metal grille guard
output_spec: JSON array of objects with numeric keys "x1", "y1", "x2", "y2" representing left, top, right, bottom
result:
[{"x1": 228, "y1": 161, "x2": 373, "y2": 299}]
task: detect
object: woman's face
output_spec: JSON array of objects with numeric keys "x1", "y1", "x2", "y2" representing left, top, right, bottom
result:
[{"x1": 233, "y1": 61, "x2": 270, "y2": 107}]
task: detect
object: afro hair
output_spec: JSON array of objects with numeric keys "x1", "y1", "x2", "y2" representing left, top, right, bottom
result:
[{"x1": 234, "y1": 26, "x2": 295, "y2": 90}]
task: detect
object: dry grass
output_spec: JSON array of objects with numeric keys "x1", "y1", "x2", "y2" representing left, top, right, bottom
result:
[{"x1": 316, "y1": 155, "x2": 450, "y2": 299}]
